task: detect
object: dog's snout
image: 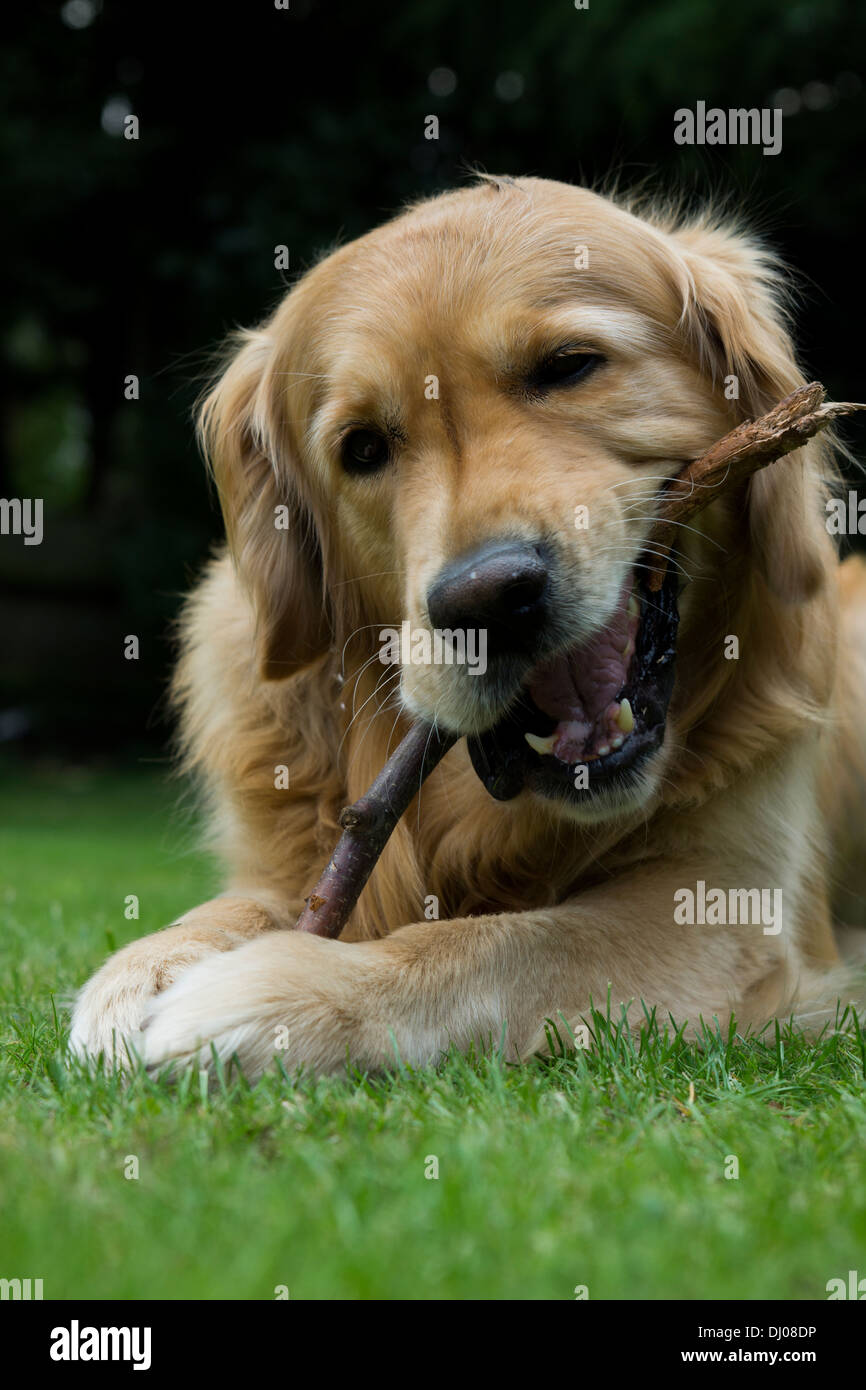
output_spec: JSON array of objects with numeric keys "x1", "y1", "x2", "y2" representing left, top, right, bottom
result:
[{"x1": 427, "y1": 541, "x2": 550, "y2": 654}]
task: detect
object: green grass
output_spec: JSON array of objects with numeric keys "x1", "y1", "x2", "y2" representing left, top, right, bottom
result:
[{"x1": 2, "y1": 763, "x2": 866, "y2": 1300}]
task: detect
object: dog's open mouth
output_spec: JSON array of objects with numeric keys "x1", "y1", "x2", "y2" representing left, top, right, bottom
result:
[{"x1": 467, "y1": 565, "x2": 680, "y2": 804}]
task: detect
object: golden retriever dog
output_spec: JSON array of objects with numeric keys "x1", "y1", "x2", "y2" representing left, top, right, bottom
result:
[{"x1": 69, "y1": 175, "x2": 866, "y2": 1080}]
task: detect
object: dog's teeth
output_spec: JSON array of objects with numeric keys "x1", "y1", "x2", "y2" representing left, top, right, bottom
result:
[
  {"x1": 597, "y1": 744, "x2": 611, "y2": 757},
  {"x1": 616, "y1": 698, "x2": 634, "y2": 733},
  {"x1": 524, "y1": 731, "x2": 556, "y2": 756},
  {"x1": 621, "y1": 638, "x2": 635, "y2": 659},
  {"x1": 627, "y1": 593, "x2": 640, "y2": 619},
  {"x1": 611, "y1": 735, "x2": 624, "y2": 749}
]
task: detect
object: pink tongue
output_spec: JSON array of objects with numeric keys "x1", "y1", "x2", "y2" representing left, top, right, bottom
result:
[{"x1": 528, "y1": 580, "x2": 637, "y2": 761}]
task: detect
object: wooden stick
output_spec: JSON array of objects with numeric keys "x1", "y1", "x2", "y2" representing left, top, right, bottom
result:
[
  {"x1": 644, "y1": 382, "x2": 865, "y2": 590},
  {"x1": 295, "y1": 722, "x2": 457, "y2": 937},
  {"x1": 296, "y1": 381, "x2": 864, "y2": 939}
]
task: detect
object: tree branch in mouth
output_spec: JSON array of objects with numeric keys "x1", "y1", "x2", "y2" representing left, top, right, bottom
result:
[{"x1": 296, "y1": 382, "x2": 865, "y2": 939}]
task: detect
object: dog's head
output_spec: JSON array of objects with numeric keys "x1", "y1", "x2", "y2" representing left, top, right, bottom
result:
[{"x1": 199, "y1": 177, "x2": 833, "y2": 824}]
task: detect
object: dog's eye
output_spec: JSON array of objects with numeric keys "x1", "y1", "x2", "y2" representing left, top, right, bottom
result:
[
  {"x1": 529, "y1": 352, "x2": 603, "y2": 391},
  {"x1": 340, "y1": 428, "x2": 390, "y2": 475}
]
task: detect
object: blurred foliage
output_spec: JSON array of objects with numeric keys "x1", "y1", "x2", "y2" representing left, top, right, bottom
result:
[{"x1": 1, "y1": 0, "x2": 864, "y2": 751}]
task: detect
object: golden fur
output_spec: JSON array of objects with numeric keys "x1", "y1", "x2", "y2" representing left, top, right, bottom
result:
[{"x1": 70, "y1": 177, "x2": 866, "y2": 1078}]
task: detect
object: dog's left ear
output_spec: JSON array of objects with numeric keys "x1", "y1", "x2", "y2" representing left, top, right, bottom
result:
[
  {"x1": 673, "y1": 223, "x2": 831, "y2": 603},
  {"x1": 197, "y1": 328, "x2": 335, "y2": 680}
]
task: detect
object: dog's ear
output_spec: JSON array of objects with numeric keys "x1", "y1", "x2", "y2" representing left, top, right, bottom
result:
[
  {"x1": 673, "y1": 223, "x2": 831, "y2": 603},
  {"x1": 197, "y1": 329, "x2": 333, "y2": 680}
]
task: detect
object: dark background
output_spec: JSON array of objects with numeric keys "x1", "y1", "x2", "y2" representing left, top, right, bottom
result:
[{"x1": 2, "y1": 0, "x2": 864, "y2": 759}]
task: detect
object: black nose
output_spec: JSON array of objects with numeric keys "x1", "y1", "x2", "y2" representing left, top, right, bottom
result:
[{"x1": 426, "y1": 540, "x2": 550, "y2": 657}]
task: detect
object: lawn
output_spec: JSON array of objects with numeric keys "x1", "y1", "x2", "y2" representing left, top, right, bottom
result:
[{"x1": 1, "y1": 761, "x2": 865, "y2": 1301}]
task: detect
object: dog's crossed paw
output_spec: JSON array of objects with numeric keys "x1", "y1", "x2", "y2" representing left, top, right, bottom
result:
[
  {"x1": 139, "y1": 932, "x2": 372, "y2": 1084},
  {"x1": 68, "y1": 930, "x2": 243, "y2": 1069}
]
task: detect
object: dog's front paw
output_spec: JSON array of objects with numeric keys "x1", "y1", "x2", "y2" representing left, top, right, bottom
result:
[
  {"x1": 140, "y1": 932, "x2": 382, "y2": 1082},
  {"x1": 68, "y1": 905, "x2": 280, "y2": 1067},
  {"x1": 69, "y1": 937, "x2": 221, "y2": 1067}
]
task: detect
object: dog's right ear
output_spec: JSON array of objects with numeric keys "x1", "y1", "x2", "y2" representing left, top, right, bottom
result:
[
  {"x1": 197, "y1": 329, "x2": 333, "y2": 680},
  {"x1": 670, "y1": 223, "x2": 832, "y2": 604}
]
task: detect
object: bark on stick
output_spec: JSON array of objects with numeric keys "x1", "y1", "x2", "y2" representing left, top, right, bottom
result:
[
  {"x1": 295, "y1": 722, "x2": 457, "y2": 937},
  {"x1": 644, "y1": 382, "x2": 865, "y2": 590}
]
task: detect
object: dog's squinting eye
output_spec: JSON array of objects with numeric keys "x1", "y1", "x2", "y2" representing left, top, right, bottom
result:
[
  {"x1": 529, "y1": 352, "x2": 604, "y2": 391},
  {"x1": 340, "y1": 428, "x2": 391, "y2": 475}
]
